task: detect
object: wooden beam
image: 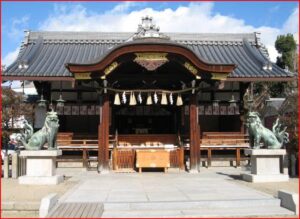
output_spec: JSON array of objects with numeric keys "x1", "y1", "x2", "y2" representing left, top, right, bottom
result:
[{"x1": 189, "y1": 94, "x2": 201, "y2": 172}]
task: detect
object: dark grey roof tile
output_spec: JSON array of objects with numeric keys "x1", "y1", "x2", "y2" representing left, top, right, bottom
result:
[{"x1": 3, "y1": 32, "x2": 293, "y2": 79}]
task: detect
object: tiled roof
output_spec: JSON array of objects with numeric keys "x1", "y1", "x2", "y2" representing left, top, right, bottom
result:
[{"x1": 3, "y1": 31, "x2": 294, "y2": 78}]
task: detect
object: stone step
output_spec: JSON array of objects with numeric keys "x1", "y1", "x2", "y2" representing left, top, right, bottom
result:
[
  {"x1": 102, "y1": 205, "x2": 294, "y2": 218},
  {"x1": 104, "y1": 198, "x2": 280, "y2": 211}
]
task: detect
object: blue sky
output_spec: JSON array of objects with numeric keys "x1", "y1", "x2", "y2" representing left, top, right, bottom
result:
[{"x1": 2, "y1": 1, "x2": 299, "y2": 66}]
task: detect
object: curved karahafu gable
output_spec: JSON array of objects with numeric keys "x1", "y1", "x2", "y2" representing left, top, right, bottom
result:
[{"x1": 65, "y1": 39, "x2": 236, "y2": 79}]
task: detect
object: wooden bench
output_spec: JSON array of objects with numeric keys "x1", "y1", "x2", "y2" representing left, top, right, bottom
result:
[
  {"x1": 57, "y1": 139, "x2": 98, "y2": 168},
  {"x1": 56, "y1": 132, "x2": 118, "y2": 168},
  {"x1": 200, "y1": 132, "x2": 250, "y2": 167},
  {"x1": 57, "y1": 132, "x2": 74, "y2": 145}
]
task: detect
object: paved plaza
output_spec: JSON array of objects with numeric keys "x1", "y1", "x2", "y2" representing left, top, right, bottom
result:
[
  {"x1": 3, "y1": 167, "x2": 298, "y2": 217},
  {"x1": 54, "y1": 168, "x2": 296, "y2": 217}
]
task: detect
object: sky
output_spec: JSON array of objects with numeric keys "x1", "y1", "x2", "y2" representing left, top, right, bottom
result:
[{"x1": 1, "y1": 1, "x2": 299, "y2": 67}]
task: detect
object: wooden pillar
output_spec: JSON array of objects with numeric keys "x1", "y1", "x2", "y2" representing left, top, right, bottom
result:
[
  {"x1": 98, "y1": 94, "x2": 110, "y2": 173},
  {"x1": 189, "y1": 94, "x2": 201, "y2": 172},
  {"x1": 236, "y1": 148, "x2": 241, "y2": 168},
  {"x1": 112, "y1": 147, "x2": 118, "y2": 170}
]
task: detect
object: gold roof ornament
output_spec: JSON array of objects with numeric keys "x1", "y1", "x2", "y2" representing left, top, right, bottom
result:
[{"x1": 134, "y1": 53, "x2": 168, "y2": 71}]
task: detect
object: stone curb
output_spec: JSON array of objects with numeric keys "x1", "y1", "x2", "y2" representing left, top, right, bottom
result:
[
  {"x1": 278, "y1": 190, "x2": 299, "y2": 215},
  {"x1": 2, "y1": 201, "x2": 40, "y2": 211}
]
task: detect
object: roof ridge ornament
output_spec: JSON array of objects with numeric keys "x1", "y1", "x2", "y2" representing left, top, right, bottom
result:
[{"x1": 132, "y1": 16, "x2": 170, "y2": 40}]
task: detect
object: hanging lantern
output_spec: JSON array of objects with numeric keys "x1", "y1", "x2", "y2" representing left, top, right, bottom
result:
[
  {"x1": 103, "y1": 80, "x2": 108, "y2": 93},
  {"x1": 49, "y1": 102, "x2": 53, "y2": 110},
  {"x1": 56, "y1": 94, "x2": 65, "y2": 107},
  {"x1": 122, "y1": 91, "x2": 127, "y2": 104},
  {"x1": 138, "y1": 92, "x2": 142, "y2": 104},
  {"x1": 161, "y1": 92, "x2": 167, "y2": 105},
  {"x1": 129, "y1": 92, "x2": 137, "y2": 106},
  {"x1": 114, "y1": 93, "x2": 121, "y2": 105},
  {"x1": 22, "y1": 81, "x2": 28, "y2": 103},
  {"x1": 169, "y1": 93, "x2": 174, "y2": 105},
  {"x1": 176, "y1": 94, "x2": 183, "y2": 106},
  {"x1": 191, "y1": 80, "x2": 196, "y2": 94},
  {"x1": 154, "y1": 92, "x2": 158, "y2": 104},
  {"x1": 146, "y1": 93, "x2": 152, "y2": 105},
  {"x1": 37, "y1": 94, "x2": 47, "y2": 108},
  {"x1": 229, "y1": 95, "x2": 237, "y2": 108}
]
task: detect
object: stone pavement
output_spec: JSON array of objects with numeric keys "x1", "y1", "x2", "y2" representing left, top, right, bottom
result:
[{"x1": 56, "y1": 168, "x2": 296, "y2": 217}]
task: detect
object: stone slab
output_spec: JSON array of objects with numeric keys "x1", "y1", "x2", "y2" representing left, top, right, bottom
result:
[
  {"x1": 18, "y1": 175, "x2": 64, "y2": 185},
  {"x1": 20, "y1": 150, "x2": 62, "y2": 157},
  {"x1": 244, "y1": 149, "x2": 286, "y2": 156},
  {"x1": 278, "y1": 190, "x2": 299, "y2": 215},
  {"x1": 242, "y1": 173, "x2": 289, "y2": 183}
]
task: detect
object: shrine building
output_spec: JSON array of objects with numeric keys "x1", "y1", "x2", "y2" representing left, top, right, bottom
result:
[{"x1": 2, "y1": 17, "x2": 295, "y2": 173}]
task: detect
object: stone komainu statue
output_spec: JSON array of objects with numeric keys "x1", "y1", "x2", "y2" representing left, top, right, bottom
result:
[
  {"x1": 18, "y1": 110, "x2": 60, "y2": 150},
  {"x1": 246, "y1": 111, "x2": 289, "y2": 149}
]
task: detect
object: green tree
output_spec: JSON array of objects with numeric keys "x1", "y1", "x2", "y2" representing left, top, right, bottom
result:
[
  {"x1": 253, "y1": 34, "x2": 297, "y2": 99},
  {"x1": 1, "y1": 87, "x2": 34, "y2": 151},
  {"x1": 275, "y1": 34, "x2": 296, "y2": 71}
]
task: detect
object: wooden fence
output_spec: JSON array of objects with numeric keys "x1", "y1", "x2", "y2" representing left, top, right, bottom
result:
[{"x1": 2, "y1": 153, "x2": 26, "y2": 178}]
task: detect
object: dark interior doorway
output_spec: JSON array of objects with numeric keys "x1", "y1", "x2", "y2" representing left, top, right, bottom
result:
[{"x1": 112, "y1": 105, "x2": 179, "y2": 134}]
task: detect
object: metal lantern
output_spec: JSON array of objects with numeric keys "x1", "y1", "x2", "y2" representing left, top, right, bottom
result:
[
  {"x1": 37, "y1": 95, "x2": 47, "y2": 108},
  {"x1": 56, "y1": 81, "x2": 65, "y2": 107},
  {"x1": 212, "y1": 99, "x2": 220, "y2": 107},
  {"x1": 229, "y1": 95, "x2": 237, "y2": 108},
  {"x1": 56, "y1": 94, "x2": 65, "y2": 108}
]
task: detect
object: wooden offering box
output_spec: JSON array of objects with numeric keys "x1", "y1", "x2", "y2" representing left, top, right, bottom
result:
[{"x1": 136, "y1": 150, "x2": 170, "y2": 173}]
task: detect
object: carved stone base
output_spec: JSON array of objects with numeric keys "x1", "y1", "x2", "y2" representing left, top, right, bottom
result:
[
  {"x1": 242, "y1": 149, "x2": 289, "y2": 183},
  {"x1": 18, "y1": 150, "x2": 63, "y2": 185},
  {"x1": 242, "y1": 173, "x2": 289, "y2": 182}
]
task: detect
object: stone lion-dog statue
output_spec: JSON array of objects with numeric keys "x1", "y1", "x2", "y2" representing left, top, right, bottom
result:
[
  {"x1": 246, "y1": 111, "x2": 289, "y2": 149},
  {"x1": 18, "y1": 110, "x2": 60, "y2": 150}
]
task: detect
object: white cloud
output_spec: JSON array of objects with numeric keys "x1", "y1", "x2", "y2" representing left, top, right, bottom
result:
[
  {"x1": 1, "y1": 2, "x2": 294, "y2": 65},
  {"x1": 8, "y1": 16, "x2": 29, "y2": 40},
  {"x1": 282, "y1": 7, "x2": 299, "y2": 34},
  {"x1": 111, "y1": 1, "x2": 138, "y2": 13},
  {"x1": 2, "y1": 47, "x2": 19, "y2": 67}
]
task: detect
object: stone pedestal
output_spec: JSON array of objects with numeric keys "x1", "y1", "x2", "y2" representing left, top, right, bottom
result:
[
  {"x1": 242, "y1": 149, "x2": 289, "y2": 183},
  {"x1": 18, "y1": 150, "x2": 63, "y2": 185}
]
